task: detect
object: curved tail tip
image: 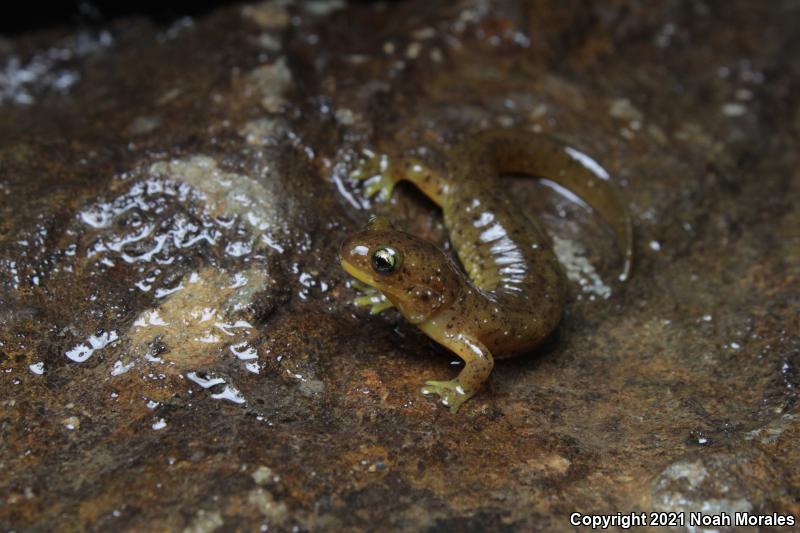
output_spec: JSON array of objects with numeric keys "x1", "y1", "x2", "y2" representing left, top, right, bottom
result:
[{"x1": 618, "y1": 254, "x2": 633, "y2": 283}]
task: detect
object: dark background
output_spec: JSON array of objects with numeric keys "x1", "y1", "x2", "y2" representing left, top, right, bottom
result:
[{"x1": 0, "y1": 1, "x2": 228, "y2": 35}]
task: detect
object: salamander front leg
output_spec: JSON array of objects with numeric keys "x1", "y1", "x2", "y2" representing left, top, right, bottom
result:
[
  {"x1": 350, "y1": 279, "x2": 394, "y2": 314},
  {"x1": 420, "y1": 336, "x2": 494, "y2": 413}
]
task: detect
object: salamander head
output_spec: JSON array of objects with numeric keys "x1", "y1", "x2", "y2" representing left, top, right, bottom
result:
[{"x1": 339, "y1": 217, "x2": 461, "y2": 324}]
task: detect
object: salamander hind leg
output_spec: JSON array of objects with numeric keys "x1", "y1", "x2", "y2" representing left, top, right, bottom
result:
[
  {"x1": 350, "y1": 149, "x2": 449, "y2": 206},
  {"x1": 349, "y1": 149, "x2": 399, "y2": 200},
  {"x1": 421, "y1": 336, "x2": 494, "y2": 413}
]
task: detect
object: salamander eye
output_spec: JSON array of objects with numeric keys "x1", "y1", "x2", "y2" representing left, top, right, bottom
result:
[{"x1": 371, "y1": 247, "x2": 400, "y2": 274}]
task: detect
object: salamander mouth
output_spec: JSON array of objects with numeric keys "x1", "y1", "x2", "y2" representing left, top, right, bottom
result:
[{"x1": 340, "y1": 258, "x2": 378, "y2": 288}]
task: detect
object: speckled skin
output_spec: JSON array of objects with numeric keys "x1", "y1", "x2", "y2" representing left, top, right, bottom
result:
[{"x1": 340, "y1": 130, "x2": 632, "y2": 412}]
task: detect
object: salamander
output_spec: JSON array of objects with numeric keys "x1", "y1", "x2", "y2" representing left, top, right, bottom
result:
[{"x1": 339, "y1": 130, "x2": 633, "y2": 412}]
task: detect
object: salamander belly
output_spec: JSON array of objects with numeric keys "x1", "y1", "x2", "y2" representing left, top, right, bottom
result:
[{"x1": 443, "y1": 185, "x2": 567, "y2": 358}]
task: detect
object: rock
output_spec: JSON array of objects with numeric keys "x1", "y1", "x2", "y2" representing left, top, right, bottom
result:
[{"x1": 1, "y1": 1, "x2": 798, "y2": 531}]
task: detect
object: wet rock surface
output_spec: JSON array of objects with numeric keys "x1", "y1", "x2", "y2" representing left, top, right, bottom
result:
[{"x1": 1, "y1": 1, "x2": 798, "y2": 531}]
